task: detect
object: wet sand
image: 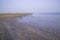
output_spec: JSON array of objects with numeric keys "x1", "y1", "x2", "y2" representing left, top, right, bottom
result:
[{"x1": 0, "y1": 13, "x2": 60, "y2": 40}]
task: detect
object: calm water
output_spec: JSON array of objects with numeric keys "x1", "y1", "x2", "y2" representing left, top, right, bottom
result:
[
  {"x1": 17, "y1": 13, "x2": 60, "y2": 25},
  {"x1": 17, "y1": 13, "x2": 60, "y2": 33}
]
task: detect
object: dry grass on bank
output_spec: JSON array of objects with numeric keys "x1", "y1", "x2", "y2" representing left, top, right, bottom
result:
[{"x1": 0, "y1": 13, "x2": 32, "y2": 18}]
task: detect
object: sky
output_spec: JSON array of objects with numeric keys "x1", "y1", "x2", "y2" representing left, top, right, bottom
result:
[{"x1": 0, "y1": 0, "x2": 60, "y2": 13}]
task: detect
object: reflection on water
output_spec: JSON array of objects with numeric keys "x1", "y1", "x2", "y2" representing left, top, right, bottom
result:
[
  {"x1": 16, "y1": 13, "x2": 60, "y2": 31},
  {"x1": 17, "y1": 13, "x2": 60, "y2": 25}
]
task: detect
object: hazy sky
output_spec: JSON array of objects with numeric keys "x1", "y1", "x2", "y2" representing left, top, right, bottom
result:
[{"x1": 0, "y1": 0, "x2": 60, "y2": 13}]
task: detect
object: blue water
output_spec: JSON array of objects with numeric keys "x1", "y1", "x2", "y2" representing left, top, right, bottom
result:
[
  {"x1": 17, "y1": 13, "x2": 60, "y2": 27},
  {"x1": 16, "y1": 13, "x2": 60, "y2": 38}
]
